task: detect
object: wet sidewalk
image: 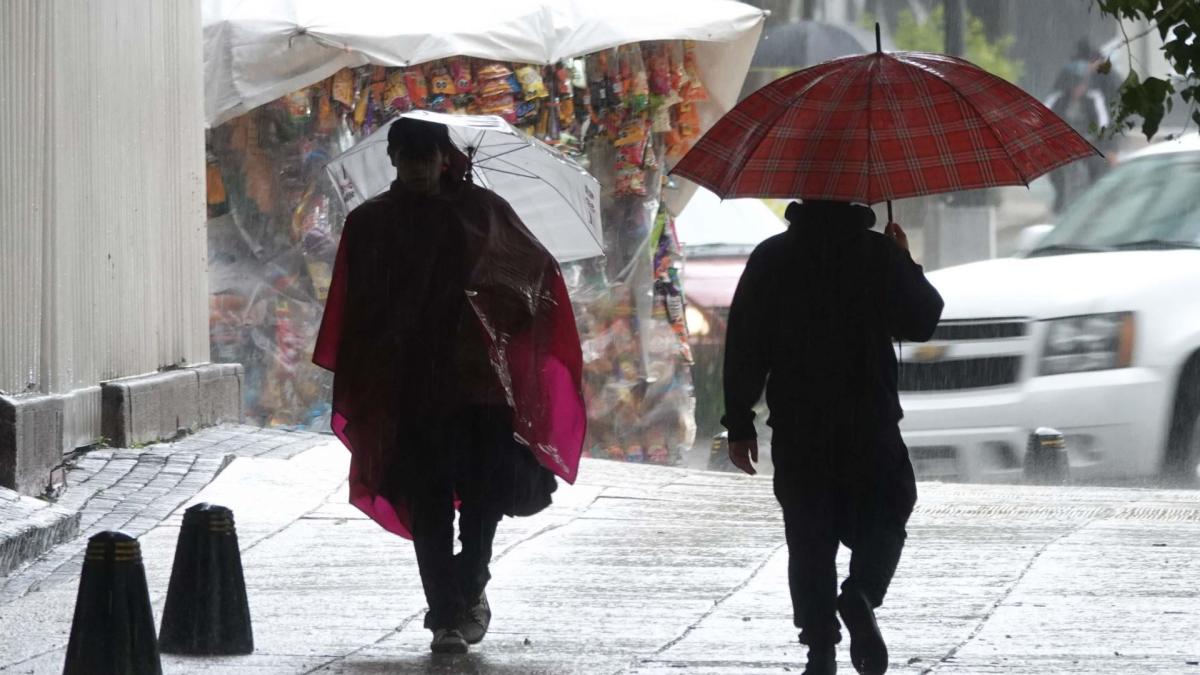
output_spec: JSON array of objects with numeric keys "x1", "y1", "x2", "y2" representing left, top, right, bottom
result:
[{"x1": 1, "y1": 427, "x2": 1199, "y2": 674}]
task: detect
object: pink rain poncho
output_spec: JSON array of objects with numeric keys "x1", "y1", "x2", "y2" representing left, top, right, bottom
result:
[{"x1": 312, "y1": 165, "x2": 585, "y2": 539}]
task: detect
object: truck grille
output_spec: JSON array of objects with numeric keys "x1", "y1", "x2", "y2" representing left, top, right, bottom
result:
[
  {"x1": 930, "y1": 321, "x2": 1027, "y2": 340},
  {"x1": 898, "y1": 356, "x2": 1021, "y2": 391}
]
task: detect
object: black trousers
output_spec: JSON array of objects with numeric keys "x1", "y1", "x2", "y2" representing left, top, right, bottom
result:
[
  {"x1": 405, "y1": 406, "x2": 510, "y2": 631},
  {"x1": 772, "y1": 423, "x2": 917, "y2": 646}
]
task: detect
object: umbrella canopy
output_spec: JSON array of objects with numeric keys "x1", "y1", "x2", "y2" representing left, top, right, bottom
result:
[
  {"x1": 203, "y1": 0, "x2": 765, "y2": 127},
  {"x1": 751, "y1": 20, "x2": 885, "y2": 69},
  {"x1": 670, "y1": 49, "x2": 1101, "y2": 204},
  {"x1": 324, "y1": 110, "x2": 604, "y2": 262}
]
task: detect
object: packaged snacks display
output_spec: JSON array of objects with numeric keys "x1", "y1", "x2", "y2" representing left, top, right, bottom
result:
[{"x1": 205, "y1": 45, "x2": 705, "y2": 461}]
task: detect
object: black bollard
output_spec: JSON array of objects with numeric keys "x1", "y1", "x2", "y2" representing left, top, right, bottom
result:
[
  {"x1": 63, "y1": 531, "x2": 162, "y2": 675},
  {"x1": 1023, "y1": 427, "x2": 1070, "y2": 484},
  {"x1": 158, "y1": 503, "x2": 253, "y2": 655}
]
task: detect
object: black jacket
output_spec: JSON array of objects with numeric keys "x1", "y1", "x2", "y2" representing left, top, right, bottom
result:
[{"x1": 721, "y1": 203, "x2": 944, "y2": 444}]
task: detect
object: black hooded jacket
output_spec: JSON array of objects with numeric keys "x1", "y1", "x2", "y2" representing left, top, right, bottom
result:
[{"x1": 720, "y1": 202, "x2": 944, "y2": 444}]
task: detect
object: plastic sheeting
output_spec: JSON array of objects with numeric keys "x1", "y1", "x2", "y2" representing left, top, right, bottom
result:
[{"x1": 206, "y1": 43, "x2": 725, "y2": 465}]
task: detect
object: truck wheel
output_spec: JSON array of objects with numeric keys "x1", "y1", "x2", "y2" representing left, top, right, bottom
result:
[{"x1": 1164, "y1": 358, "x2": 1200, "y2": 485}]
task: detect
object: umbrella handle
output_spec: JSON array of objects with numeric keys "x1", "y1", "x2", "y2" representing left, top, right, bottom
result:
[{"x1": 886, "y1": 199, "x2": 893, "y2": 225}]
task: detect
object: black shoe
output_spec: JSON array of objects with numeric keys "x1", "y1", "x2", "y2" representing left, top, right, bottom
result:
[
  {"x1": 802, "y1": 643, "x2": 837, "y2": 675},
  {"x1": 430, "y1": 628, "x2": 469, "y2": 654},
  {"x1": 837, "y1": 590, "x2": 888, "y2": 674},
  {"x1": 457, "y1": 591, "x2": 492, "y2": 645}
]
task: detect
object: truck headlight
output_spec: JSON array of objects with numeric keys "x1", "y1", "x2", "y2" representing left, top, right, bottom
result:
[{"x1": 1039, "y1": 312, "x2": 1135, "y2": 375}]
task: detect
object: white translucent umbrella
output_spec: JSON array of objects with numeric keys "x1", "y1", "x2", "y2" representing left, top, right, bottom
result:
[{"x1": 324, "y1": 111, "x2": 603, "y2": 262}]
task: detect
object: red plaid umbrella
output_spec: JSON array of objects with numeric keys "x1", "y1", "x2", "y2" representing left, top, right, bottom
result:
[{"x1": 671, "y1": 34, "x2": 1100, "y2": 206}]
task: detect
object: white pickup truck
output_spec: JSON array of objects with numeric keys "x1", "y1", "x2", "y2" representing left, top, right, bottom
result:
[{"x1": 898, "y1": 134, "x2": 1200, "y2": 484}]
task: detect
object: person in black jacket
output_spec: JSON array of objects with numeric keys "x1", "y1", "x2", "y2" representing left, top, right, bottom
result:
[{"x1": 721, "y1": 201, "x2": 943, "y2": 675}]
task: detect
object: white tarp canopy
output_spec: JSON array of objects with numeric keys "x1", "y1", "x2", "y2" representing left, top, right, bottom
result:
[{"x1": 203, "y1": 0, "x2": 766, "y2": 127}]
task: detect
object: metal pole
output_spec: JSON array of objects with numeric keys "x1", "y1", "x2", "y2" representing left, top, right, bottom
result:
[{"x1": 945, "y1": 0, "x2": 965, "y2": 57}]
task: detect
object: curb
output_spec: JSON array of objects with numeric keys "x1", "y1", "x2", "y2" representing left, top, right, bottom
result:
[{"x1": 0, "y1": 488, "x2": 81, "y2": 577}]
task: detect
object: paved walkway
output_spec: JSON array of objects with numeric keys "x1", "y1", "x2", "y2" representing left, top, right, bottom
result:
[{"x1": 1, "y1": 426, "x2": 1199, "y2": 674}]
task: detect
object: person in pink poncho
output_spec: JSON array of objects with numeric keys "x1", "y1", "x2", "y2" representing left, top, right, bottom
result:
[{"x1": 313, "y1": 118, "x2": 586, "y2": 654}]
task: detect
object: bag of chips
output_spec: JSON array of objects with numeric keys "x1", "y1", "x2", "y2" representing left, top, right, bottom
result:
[{"x1": 515, "y1": 65, "x2": 549, "y2": 101}]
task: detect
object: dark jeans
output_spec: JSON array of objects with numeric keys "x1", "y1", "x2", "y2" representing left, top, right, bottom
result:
[
  {"x1": 772, "y1": 424, "x2": 917, "y2": 646},
  {"x1": 406, "y1": 406, "x2": 510, "y2": 631}
]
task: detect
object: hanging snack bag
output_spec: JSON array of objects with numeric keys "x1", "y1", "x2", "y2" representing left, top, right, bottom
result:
[
  {"x1": 404, "y1": 68, "x2": 429, "y2": 107},
  {"x1": 651, "y1": 101, "x2": 672, "y2": 133},
  {"x1": 615, "y1": 162, "x2": 647, "y2": 196},
  {"x1": 645, "y1": 43, "x2": 672, "y2": 96},
  {"x1": 515, "y1": 65, "x2": 549, "y2": 101},
  {"x1": 642, "y1": 142, "x2": 659, "y2": 171},
  {"x1": 613, "y1": 119, "x2": 647, "y2": 166},
  {"x1": 480, "y1": 93, "x2": 518, "y2": 124},
  {"x1": 451, "y1": 57, "x2": 475, "y2": 94},
  {"x1": 516, "y1": 99, "x2": 539, "y2": 124},
  {"x1": 317, "y1": 86, "x2": 337, "y2": 133},
  {"x1": 385, "y1": 70, "x2": 411, "y2": 111},
  {"x1": 677, "y1": 102, "x2": 702, "y2": 138},
  {"x1": 428, "y1": 63, "x2": 459, "y2": 97},
  {"x1": 682, "y1": 41, "x2": 709, "y2": 102},
  {"x1": 353, "y1": 83, "x2": 370, "y2": 127},
  {"x1": 620, "y1": 45, "x2": 650, "y2": 114},
  {"x1": 331, "y1": 68, "x2": 355, "y2": 107},
  {"x1": 664, "y1": 126, "x2": 687, "y2": 161},
  {"x1": 668, "y1": 42, "x2": 687, "y2": 95},
  {"x1": 558, "y1": 94, "x2": 575, "y2": 126},
  {"x1": 477, "y1": 62, "x2": 514, "y2": 98}
]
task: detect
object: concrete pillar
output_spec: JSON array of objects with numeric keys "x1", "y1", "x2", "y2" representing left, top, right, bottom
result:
[{"x1": 924, "y1": 204, "x2": 997, "y2": 270}]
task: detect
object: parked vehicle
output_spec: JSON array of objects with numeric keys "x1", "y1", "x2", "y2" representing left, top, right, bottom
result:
[{"x1": 898, "y1": 134, "x2": 1200, "y2": 484}]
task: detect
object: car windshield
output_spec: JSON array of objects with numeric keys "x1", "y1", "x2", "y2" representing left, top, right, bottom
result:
[{"x1": 1031, "y1": 152, "x2": 1200, "y2": 253}]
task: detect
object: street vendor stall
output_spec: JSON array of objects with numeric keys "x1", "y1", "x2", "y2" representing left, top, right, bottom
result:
[{"x1": 201, "y1": 0, "x2": 765, "y2": 465}]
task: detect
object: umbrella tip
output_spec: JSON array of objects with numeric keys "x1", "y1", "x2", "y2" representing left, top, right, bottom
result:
[{"x1": 875, "y1": 23, "x2": 882, "y2": 53}]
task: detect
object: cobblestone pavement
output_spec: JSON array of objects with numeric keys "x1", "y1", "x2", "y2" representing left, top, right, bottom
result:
[
  {"x1": 0, "y1": 425, "x2": 329, "y2": 604},
  {"x1": 1, "y1": 430, "x2": 1199, "y2": 674}
]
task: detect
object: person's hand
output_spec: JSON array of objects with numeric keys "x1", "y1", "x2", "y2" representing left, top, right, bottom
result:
[
  {"x1": 885, "y1": 221, "x2": 909, "y2": 252},
  {"x1": 728, "y1": 439, "x2": 759, "y2": 475}
]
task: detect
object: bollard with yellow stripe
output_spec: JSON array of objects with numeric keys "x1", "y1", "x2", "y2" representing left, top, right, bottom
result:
[
  {"x1": 63, "y1": 531, "x2": 162, "y2": 675},
  {"x1": 159, "y1": 502, "x2": 253, "y2": 655}
]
